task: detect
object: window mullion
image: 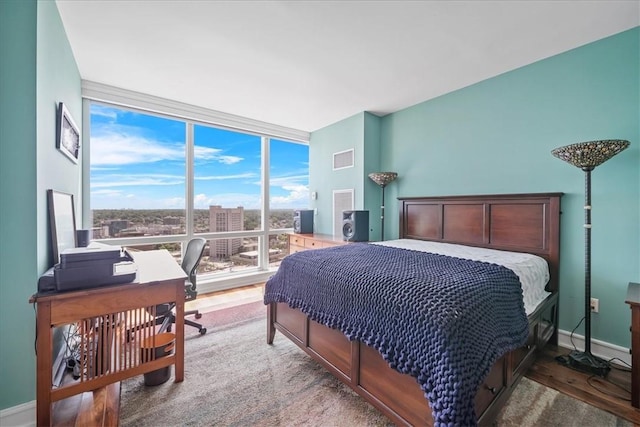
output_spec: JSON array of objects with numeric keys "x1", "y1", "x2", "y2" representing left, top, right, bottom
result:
[
  {"x1": 260, "y1": 136, "x2": 270, "y2": 271},
  {"x1": 186, "y1": 122, "x2": 195, "y2": 240}
]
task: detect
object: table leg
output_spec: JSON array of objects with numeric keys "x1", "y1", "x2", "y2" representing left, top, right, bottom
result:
[
  {"x1": 36, "y1": 300, "x2": 52, "y2": 426},
  {"x1": 174, "y1": 286, "x2": 184, "y2": 382}
]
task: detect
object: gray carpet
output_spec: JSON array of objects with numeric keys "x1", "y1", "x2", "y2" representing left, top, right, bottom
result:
[{"x1": 120, "y1": 303, "x2": 630, "y2": 426}]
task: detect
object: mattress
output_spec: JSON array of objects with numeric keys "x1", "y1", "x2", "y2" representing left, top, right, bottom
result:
[{"x1": 373, "y1": 239, "x2": 551, "y2": 315}]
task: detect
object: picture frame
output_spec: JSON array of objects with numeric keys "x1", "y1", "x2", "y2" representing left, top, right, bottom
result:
[
  {"x1": 56, "y1": 102, "x2": 80, "y2": 164},
  {"x1": 47, "y1": 189, "x2": 77, "y2": 265}
]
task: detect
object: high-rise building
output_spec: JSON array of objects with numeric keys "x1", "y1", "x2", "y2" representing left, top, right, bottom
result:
[{"x1": 208, "y1": 205, "x2": 244, "y2": 259}]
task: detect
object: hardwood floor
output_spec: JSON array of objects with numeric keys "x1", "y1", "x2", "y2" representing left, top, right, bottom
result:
[
  {"x1": 526, "y1": 345, "x2": 639, "y2": 425},
  {"x1": 52, "y1": 284, "x2": 640, "y2": 426}
]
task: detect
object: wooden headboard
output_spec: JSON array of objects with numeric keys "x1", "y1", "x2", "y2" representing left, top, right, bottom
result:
[{"x1": 398, "y1": 193, "x2": 563, "y2": 292}]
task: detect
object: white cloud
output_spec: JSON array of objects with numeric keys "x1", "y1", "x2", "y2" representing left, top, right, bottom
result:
[
  {"x1": 194, "y1": 145, "x2": 243, "y2": 164},
  {"x1": 91, "y1": 127, "x2": 245, "y2": 166},
  {"x1": 270, "y1": 173, "x2": 308, "y2": 187},
  {"x1": 195, "y1": 172, "x2": 257, "y2": 181},
  {"x1": 91, "y1": 188, "x2": 124, "y2": 197},
  {"x1": 91, "y1": 173, "x2": 184, "y2": 188},
  {"x1": 91, "y1": 132, "x2": 183, "y2": 166},
  {"x1": 193, "y1": 193, "x2": 261, "y2": 210},
  {"x1": 268, "y1": 173, "x2": 310, "y2": 208},
  {"x1": 90, "y1": 105, "x2": 119, "y2": 120},
  {"x1": 271, "y1": 184, "x2": 309, "y2": 207}
]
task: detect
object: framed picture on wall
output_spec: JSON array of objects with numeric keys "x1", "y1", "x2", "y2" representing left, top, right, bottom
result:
[{"x1": 56, "y1": 102, "x2": 80, "y2": 164}]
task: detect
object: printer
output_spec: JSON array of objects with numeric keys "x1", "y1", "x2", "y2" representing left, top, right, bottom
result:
[{"x1": 38, "y1": 244, "x2": 137, "y2": 293}]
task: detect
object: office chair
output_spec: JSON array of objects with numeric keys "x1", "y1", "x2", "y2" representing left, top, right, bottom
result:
[{"x1": 156, "y1": 237, "x2": 208, "y2": 335}]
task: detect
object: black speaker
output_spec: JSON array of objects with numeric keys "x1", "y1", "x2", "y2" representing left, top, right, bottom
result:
[
  {"x1": 76, "y1": 229, "x2": 91, "y2": 247},
  {"x1": 342, "y1": 210, "x2": 369, "y2": 242},
  {"x1": 293, "y1": 210, "x2": 314, "y2": 234}
]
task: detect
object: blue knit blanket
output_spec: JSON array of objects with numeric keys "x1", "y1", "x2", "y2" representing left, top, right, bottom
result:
[{"x1": 264, "y1": 243, "x2": 529, "y2": 426}]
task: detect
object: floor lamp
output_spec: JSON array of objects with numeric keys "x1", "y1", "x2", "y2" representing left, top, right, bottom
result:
[
  {"x1": 368, "y1": 172, "x2": 398, "y2": 241},
  {"x1": 551, "y1": 139, "x2": 630, "y2": 377}
]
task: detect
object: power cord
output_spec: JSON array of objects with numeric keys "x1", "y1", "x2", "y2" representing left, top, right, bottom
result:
[
  {"x1": 569, "y1": 315, "x2": 585, "y2": 351},
  {"x1": 554, "y1": 316, "x2": 632, "y2": 402},
  {"x1": 554, "y1": 315, "x2": 585, "y2": 365},
  {"x1": 586, "y1": 370, "x2": 632, "y2": 402}
]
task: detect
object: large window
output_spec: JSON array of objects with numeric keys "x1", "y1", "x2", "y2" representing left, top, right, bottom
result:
[
  {"x1": 268, "y1": 138, "x2": 310, "y2": 264},
  {"x1": 90, "y1": 104, "x2": 186, "y2": 236},
  {"x1": 193, "y1": 124, "x2": 262, "y2": 232},
  {"x1": 87, "y1": 101, "x2": 308, "y2": 287}
]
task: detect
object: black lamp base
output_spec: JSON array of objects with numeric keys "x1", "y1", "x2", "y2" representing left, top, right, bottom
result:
[{"x1": 567, "y1": 350, "x2": 611, "y2": 377}]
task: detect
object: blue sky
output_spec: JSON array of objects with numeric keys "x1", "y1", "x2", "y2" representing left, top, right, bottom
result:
[{"x1": 90, "y1": 104, "x2": 309, "y2": 210}]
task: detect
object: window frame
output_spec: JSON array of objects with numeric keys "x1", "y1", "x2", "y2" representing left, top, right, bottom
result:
[{"x1": 81, "y1": 83, "x2": 309, "y2": 292}]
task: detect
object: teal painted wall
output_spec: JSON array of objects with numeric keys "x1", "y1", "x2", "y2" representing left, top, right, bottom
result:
[
  {"x1": 37, "y1": 0, "x2": 83, "y2": 267},
  {"x1": 363, "y1": 113, "x2": 383, "y2": 241},
  {"x1": 0, "y1": 0, "x2": 39, "y2": 410},
  {"x1": 309, "y1": 112, "x2": 384, "y2": 239},
  {"x1": 0, "y1": 0, "x2": 81, "y2": 411},
  {"x1": 310, "y1": 28, "x2": 639, "y2": 348},
  {"x1": 310, "y1": 113, "x2": 365, "y2": 235}
]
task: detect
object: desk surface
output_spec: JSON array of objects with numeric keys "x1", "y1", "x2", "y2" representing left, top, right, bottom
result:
[{"x1": 130, "y1": 249, "x2": 186, "y2": 284}]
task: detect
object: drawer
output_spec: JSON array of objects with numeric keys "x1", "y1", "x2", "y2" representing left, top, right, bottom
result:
[
  {"x1": 511, "y1": 323, "x2": 536, "y2": 377},
  {"x1": 289, "y1": 235, "x2": 305, "y2": 247},
  {"x1": 538, "y1": 299, "x2": 558, "y2": 344},
  {"x1": 304, "y1": 239, "x2": 321, "y2": 249},
  {"x1": 289, "y1": 244, "x2": 305, "y2": 254},
  {"x1": 475, "y1": 356, "x2": 506, "y2": 417}
]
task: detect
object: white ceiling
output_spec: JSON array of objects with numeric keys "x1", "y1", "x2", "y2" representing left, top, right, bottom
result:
[{"x1": 55, "y1": 1, "x2": 639, "y2": 133}]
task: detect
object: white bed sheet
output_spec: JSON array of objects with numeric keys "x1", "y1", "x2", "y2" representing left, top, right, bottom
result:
[{"x1": 372, "y1": 239, "x2": 551, "y2": 315}]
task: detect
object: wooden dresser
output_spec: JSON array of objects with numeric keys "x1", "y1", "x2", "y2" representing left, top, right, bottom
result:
[
  {"x1": 626, "y1": 282, "x2": 640, "y2": 408},
  {"x1": 288, "y1": 233, "x2": 347, "y2": 254}
]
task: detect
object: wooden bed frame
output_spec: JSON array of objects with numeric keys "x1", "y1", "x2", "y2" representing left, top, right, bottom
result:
[{"x1": 267, "y1": 193, "x2": 562, "y2": 426}]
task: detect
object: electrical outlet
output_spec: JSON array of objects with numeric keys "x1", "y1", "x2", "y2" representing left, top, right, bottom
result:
[{"x1": 590, "y1": 298, "x2": 599, "y2": 313}]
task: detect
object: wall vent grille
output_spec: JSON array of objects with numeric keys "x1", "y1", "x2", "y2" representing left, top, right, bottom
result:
[
  {"x1": 333, "y1": 189, "x2": 354, "y2": 237},
  {"x1": 333, "y1": 149, "x2": 354, "y2": 170}
]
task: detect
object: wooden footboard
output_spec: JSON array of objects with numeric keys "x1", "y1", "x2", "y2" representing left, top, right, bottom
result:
[{"x1": 267, "y1": 292, "x2": 558, "y2": 426}]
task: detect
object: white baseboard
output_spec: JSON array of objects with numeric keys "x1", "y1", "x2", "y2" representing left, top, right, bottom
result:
[
  {"x1": 0, "y1": 400, "x2": 35, "y2": 427},
  {"x1": 2, "y1": 329, "x2": 630, "y2": 425},
  {"x1": 557, "y1": 329, "x2": 632, "y2": 367}
]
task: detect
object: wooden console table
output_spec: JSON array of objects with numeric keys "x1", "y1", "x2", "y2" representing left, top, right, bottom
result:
[
  {"x1": 626, "y1": 282, "x2": 639, "y2": 409},
  {"x1": 30, "y1": 250, "x2": 187, "y2": 426}
]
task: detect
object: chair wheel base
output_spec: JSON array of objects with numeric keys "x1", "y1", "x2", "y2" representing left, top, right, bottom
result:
[
  {"x1": 195, "y1": 313, "x2": 202, "y2": 319},
  {"x1": 199, "y1": 328, "x2": 207, "y2": 335}
]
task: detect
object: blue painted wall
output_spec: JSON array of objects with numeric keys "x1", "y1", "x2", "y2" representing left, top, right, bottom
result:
[
  {"x1": 312, "y1": 28, "x2": 639, "y2": 348},
  {"x1": 0, "y1": 0, "x2": 81, "y2": 411}
]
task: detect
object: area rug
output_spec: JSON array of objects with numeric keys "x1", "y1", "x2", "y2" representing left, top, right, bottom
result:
[{"x1": 120, "y1": 302, "x2": 630, "y2": 426}]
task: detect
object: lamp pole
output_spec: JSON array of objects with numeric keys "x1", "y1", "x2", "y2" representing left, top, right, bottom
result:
[
  {"x1": 380, "y1": 184, "x2": 386, "y2": 241},
  {"x1": 583, "y1": 168, "x2": 592, "y2": 354}
]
